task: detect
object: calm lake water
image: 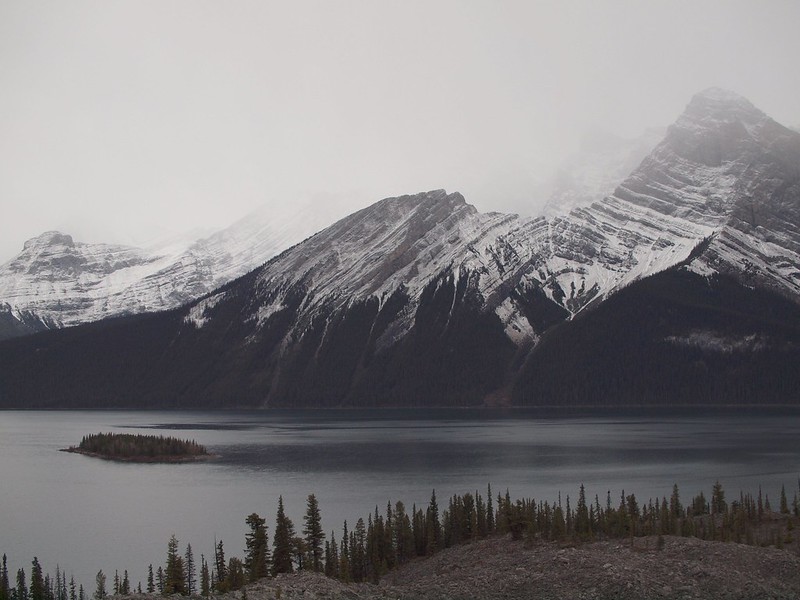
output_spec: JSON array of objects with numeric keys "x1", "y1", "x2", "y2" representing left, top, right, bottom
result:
[{"x1": 2, "y1": 409, "x2": 799, "y2": 589}]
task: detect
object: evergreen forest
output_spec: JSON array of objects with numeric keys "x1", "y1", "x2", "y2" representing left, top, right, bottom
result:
[{"x1": 3, "y1": 480, "x2": 800, "y2": 600}]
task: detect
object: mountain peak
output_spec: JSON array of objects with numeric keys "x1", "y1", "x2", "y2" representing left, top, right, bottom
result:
[
  {"x1": 22, "y1": 231, "x2": 75, "y2": 251},
  {"x1": 678, "y1": 88, "x2": 766, "y2": 130}
]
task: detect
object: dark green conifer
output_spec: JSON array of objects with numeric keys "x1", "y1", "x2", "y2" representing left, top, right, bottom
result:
[
  {"x1": 244, "y1": 513, "x2": 269, "y2": 582},
  {"x1": 30, "y1": 559, "x2": 43, "y2": 600},
  {"x1": 184, "y1": 544, "x2": 195, "y2": 594},
  {"x1": 146, "y1": 566, "x2": 154, "y2": 594},
  {"x1": 200, "y1": 556, "x2": 210, "y2": 597},
  {"x1": 302, "y1": 494, "x2": 325, "y2": 573},
  {"x1": 272, "y1": 496, "x2": 295, "y2": 576},
  {"x1": 164, "y1": 535, "x2": 186, "y2": 595}
]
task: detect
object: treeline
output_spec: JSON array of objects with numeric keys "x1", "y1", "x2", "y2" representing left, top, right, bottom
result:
[
  {"x1": 73, "y1": 433, "x2": 207, "y2": 459},
  {"x1": 5, "y1": 480, "x2": 800, "y2": 599}
]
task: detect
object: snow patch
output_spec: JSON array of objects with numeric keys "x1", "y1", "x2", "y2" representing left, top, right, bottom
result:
[
  {"x1": 184, "y1": 292, "x2": 225, "y2": 329},
  {"x1": 495, "y1": 297, "x2": 536, "y2": 345}
]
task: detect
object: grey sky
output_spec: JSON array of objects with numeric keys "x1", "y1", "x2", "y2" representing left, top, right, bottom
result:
[{"x1": 2, "y1": 0, "x2": 799, "y2": 262}]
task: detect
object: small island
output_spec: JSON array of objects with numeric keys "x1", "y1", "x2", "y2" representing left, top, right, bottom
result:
[{"x1": 61, "y1": 432, "x2": 213, "y2": 463}]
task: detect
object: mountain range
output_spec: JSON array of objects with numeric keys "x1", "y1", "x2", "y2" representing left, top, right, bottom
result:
[
  {"x1": 1, "y1": 88, "x2": 798, "y2": 409},
  {"x1": 0, "y1": 200, "x2": 343, "y2": 340}
]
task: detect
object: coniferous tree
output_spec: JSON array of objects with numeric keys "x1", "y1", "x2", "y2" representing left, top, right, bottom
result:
[
  {"x1": 30, "y1": 559, "x2": 43, "y2": 600},
  {"x1": 164, "y1": 535, "x2": 186, "y2": 595},
  {"x1": 711, "y1": 481, "x2": 727, "y2": 516},
  {"x1": 69, "y1": 577, "x2": 76, "y2": 600},
  {"x1": 200, "y1": 556, "x2": 210, "y2": 597},
  {"x1": 426, "y1": 490, "x2": 441, "y2": 554},
  {"x1": 244, "y1": 513, "x2": 269, "y2": 582},
  {"x1": 121, "y1": 572, "x2": 129, "y2": 596},
  {"x1": 272, "y1": 496, "x2": 295, "y2": 576},
  {"x1": 146, "y1": 566, "x2": 154, "y2": 594},
  {"x1": 92, "y1": 572, "x2": 105, "y2": 600},
  {"x1": 156, "y1": 568, "x2": 164, "y2": 595},
  {"x1": 302, "y1": 495, "x2": 325, "y2": 573},
  {"x1": 224, "y1": 558, "x2": 244, "y2": 591},
  {"x1": 213, "y1": 541, "x2": 226, "y2": 591},
  {"x1": 0, "y1": 555, "x2": 8, "y2": 600},
  {"x1": 184, "y1": 544, "x2": 196, "y2": 594},
  {"x1": 17, "y1": 568, "x2": 28, "y2": 600},
  {"x1": 338, "y1": 521, "x2": 351, "y2": 583},
  {"x1": 780, "y1": 485, "x2": 789, "y2": 514},
  {"x1": 112, "y1": 572, "x2": 119, "y2": 597}
]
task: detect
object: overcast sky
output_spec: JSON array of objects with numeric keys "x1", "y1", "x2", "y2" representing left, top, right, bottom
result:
[{"x1": 2, "y1": 0, "x2": 799, "y2": 262}]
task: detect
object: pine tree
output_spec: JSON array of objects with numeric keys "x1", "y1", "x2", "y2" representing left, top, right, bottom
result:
[
  {"x1": 92, "y1": 572, "x2": 105, "y2": 600},
  {"x1": 121, "y1": 572, "x2": 129, "y2": 596},
  {"x1": 78, "y1": 586, "x2": 84, "y2": 600},
  {"x1": 184, "y1": 544, "x2": 196, "y2": 594},
  {"x1": 272, "y1": 496, "x2": 295, "y2": 576},
  {"x1": 303, "y1": 495, "x2": 325, "y2": 573},
  {"x1": 164, "y1": 535, "x2": 186, "y2": 595},
  {"x1": 486, "y1": 485, "x2": 495, "y2": 534},
  {"x1": 156, "y1": 568, "x2": 164, "y2": 595},
  {"x1": 244, "y1": 513, "x2": 269, "y2": 582},
  {"x1": 780, "y1": 484, "x2": 789, "y2": 514},
  {"x1": 112, "y1": 572, "x2": 119, "y2": 597},
  {"x1": 146, "y1": 566, "x2": 154, "y2": 594},
  {"x1": 69, "y1": 577, "x2": 76, "y2": 600}
]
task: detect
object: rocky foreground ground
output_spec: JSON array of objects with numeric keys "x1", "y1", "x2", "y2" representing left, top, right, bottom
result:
[{"x1": 189, "y1": 535, "x2": 800, "y2": 600}]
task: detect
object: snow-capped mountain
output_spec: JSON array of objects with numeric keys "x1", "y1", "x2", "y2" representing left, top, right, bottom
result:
[
  {"x1": 1, "y1": 88, "x2": 799, "y2": 409},
  {"x1": 0, "y1": 201, "x2": 343, "y2": 339},
  {"x1": 542, "y1": 126, "x2": 665, "y2": 217}
]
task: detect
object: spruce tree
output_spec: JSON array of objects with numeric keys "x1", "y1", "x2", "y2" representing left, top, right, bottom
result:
[
  {"x1": 184, "y1": 544, "x2": 196, "y2": 594},
  {"x1": 18, "y1": 568, "x2": 28, "y2": 600},
  {"x1": 272, "y1": 496, "x2": 295, "y2": 576},
  {"x1": 780, "y1": 484, "x2": 789, "y2": 514},
  {"x1": 156, "y1": 568, "x2": 164, "y2": 595},
  {"x1": 213, "y1": 541, "x2": 226, "y2": 591},
  {"x1": 200, "y1": 556, "x2": 210, "y2": 597},
  {"x1": 92, "y1": 572, "x2": 105, "y2": 600},
  {"x1": 244, "y1": 513, "x2": 269, "y2": 582},
  {"x1": 146, "y1": 566, "x2": 154, "y2": 594},
  {"x1": 302, "y1": 495, "x2": 325, "y2": 572},
  {"x1": 164, "y1": 535, "x2": 186, "y2": 595},
  {"x1": 0, "y1": 555, "x2": 7, "y2": 600},
  {"x1": 29, "y1": 559, "x2": 43, "y2": 600}
]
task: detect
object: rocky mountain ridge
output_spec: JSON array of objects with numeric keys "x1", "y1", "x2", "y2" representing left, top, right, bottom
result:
[{"x1": 1, "y1": 88, "x2": 798, "y2": 409}]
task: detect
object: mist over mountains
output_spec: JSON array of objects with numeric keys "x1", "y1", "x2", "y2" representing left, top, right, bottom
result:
[{"x1": 1, "y1": 88, "x2": 798, "y2": 409}]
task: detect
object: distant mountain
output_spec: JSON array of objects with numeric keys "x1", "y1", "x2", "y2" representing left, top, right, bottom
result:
[
  {"x1": 1, "y1": 88, "x2": 798, "y2": 409},
  {"x1": 0, "y1": 202, "x2": 342, "y2": 341}
]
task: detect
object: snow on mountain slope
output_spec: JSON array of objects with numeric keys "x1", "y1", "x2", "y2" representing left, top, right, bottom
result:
[
  {"x1": 542, "y1": 127, "x2": 665, "y2": 216},
  {"x1": 185, "y1": 88, "x2": 800, "y2": 356},
  {"x1": 0, "y1": 202, "x2": 342, "y2": 333}
]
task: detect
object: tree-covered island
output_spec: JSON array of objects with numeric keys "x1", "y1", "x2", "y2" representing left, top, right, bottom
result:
[{"x1": 61, "y1": 432, "x2": 212, "y2": 463}]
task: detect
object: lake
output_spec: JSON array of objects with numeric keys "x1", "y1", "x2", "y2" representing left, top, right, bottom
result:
[{"x1": 1, "y1": 409, "x2": 799, "y2": 590}]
